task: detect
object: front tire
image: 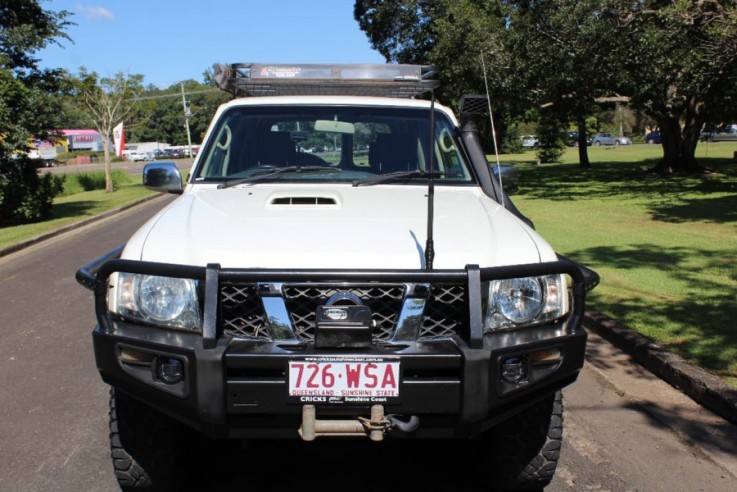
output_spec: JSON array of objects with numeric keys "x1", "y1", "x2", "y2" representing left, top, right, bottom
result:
[
  {"x1": 472, "y1": 390, "x2": 564, "y2": 491},
  {"x1": 109, "y1": 388, "x2": 197, "y2": 491}
]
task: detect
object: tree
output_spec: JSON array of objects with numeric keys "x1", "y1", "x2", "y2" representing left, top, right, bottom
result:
[
  {"x1": 535, "y1": 111, "x2": 567, "y2": 163},
  {"x1": 499, "y1": 0, "x2": 624, "y2": 168},
  {"x1": 128, "y1": 78, "x2": 228, "y2": 147},
  {"x1": 76, "y1": 69, "x2": 144, "y2": 192},
  {"x1": 355, "y1": 1, "x2": 522, "y2": 153},
  {"x1": 354, "y1": 0, "x2": 618, "y2": 166},
  {"x1": 355, "y1": 0, "x2": 737, "y2": 175},
  {"x1": 0, "y1": 0, "x2": 70, "y2": 224},
  {"x1": 615, "y1": 0, "x2": 737, "y2": 174},
  {"x1": 354, "y1": 0, "x2": 441, "y2": 64}
]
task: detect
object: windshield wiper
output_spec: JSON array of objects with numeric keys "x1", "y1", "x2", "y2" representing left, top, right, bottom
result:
[
  {"x1": 352, "y1": 170, "x2": 444, "y2": 187},
  {"x1": 217, "y1": 166, "x2": 341, "y2": 188}
]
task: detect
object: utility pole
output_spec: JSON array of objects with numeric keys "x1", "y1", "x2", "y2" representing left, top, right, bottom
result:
[{"x1": 181, "y1": 82, "x2": 193, "y2": 157}]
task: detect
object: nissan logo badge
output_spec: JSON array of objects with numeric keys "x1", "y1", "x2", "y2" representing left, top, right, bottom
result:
[{"x1": 324, "y1": 308, "x2": 348, "y2": 321}]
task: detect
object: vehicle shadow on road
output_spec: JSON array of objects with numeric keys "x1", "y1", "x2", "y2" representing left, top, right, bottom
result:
[{"x1": 187, "y1": 438, "x2": 492, "y2": 491}]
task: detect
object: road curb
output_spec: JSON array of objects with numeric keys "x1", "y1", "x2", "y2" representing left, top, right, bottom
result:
[
  {"x1": 584, "y1": 309, "x2": 737, "y2": 426},
  {"x1": 0, "y1": 194, "x2": 163, "y2": 259}
]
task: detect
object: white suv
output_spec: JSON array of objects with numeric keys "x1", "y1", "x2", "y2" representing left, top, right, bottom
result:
[
  {"x1": 77, "y1": 63, "x2": 597, "y2": 491},
  {"x1": 125, "y1": 150, "x2": 149, "y2": 162}
]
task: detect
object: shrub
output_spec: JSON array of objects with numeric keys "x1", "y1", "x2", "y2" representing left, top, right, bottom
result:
[
  {"x1": 536, "y1": 143, "x2": 565, "y2": 164},
  {"x1": 535, "y1": 118, "x2": 566, "y2": 163},
  {"x1": 0, "y1": 158, "x2": 65, "y2": 225},
  {"x1": 60, "y1": 169, "x2": 132, "y2": 196},
  {"x1": 501, "y1": 126, "x2": 524, "y2": 154},
  {"x1": 57, "y1": 151, "x2": 125, "y2": 164}
]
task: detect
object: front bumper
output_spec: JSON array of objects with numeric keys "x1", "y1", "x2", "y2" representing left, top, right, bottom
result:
[{"x1": 80, "y1": 254, "x2": 592, "y2": 439}]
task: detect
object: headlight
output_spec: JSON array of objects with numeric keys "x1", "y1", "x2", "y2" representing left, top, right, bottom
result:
[
  {"x1": 484, "y1": 274, "x2": 569, "y2": 332},
  {"x1": 109, "y1": 273, "x2": 201, "y2": 332}
]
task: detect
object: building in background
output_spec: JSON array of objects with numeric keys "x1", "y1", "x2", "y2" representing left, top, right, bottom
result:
[{"x1": 60, "y1": 129, "x2": 112, "y2": 152}]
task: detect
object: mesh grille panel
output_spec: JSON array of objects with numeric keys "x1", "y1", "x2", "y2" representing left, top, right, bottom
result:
[
  {"x1": 420, "y1": 285, "x2": 467, "y2": 339},
  {"x1": 459, "y1": 95, "x2": 489, "y2": 115},
  {"x1": 221, "y1": 283, "x2": 271, "y2": 340},
  {"x1": 219, "y1": 282, "x2": 467, "y2": 342}
]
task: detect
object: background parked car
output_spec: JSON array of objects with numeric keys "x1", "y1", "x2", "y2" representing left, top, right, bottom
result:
[
  {"x1": 566, "y1": 131, "x2": 592, "y2": 147},
  {"x1": 520, "y1": 135, "x2": 539, "y2": 148},
  {"x1": 125, "y1": 150, "x2": 150, "y2": 162},
  {"x1": 645, "y1": 131, "x2": 662, "y2": 144},
  {"x1": 592, "y1": 133, "x2": 632, "y2": 146},
  {"x1": 700, "y1": 124, "x2": 737, "y2": 142},
  {"x1": 152, "y1": 149, "x2": 168, "y2": 159}
]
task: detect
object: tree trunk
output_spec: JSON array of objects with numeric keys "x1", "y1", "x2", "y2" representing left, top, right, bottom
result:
[
  {"x1": 576, "y1": 115, "x2": 591, "y2": 168},
  {"x1": 650, "y1": 96, "x2": 706, "y2": 175},
  {"x1": 101, "y1": 133, "x2": 113, "y2": 193}
]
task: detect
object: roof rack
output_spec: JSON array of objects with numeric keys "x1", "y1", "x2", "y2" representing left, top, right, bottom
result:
[{"x1": 212, "y1": 63, "x2": 439, "y2": 98}]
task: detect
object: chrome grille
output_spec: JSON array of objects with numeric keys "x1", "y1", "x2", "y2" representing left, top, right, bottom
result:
[
  {"x1": 283, "y1": 284, "x2": 405, "y2": 342},
  {"x1": 219, "y1": 282, "x2": 467, "y2": 342}
]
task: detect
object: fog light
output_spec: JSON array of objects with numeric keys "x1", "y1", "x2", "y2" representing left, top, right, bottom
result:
[
  {"x1": 501, "y1": 356, "x2": 528, "y2": 383},
  {"x1": 155, "y1": 357, "x2": 184, "y2": 384}
]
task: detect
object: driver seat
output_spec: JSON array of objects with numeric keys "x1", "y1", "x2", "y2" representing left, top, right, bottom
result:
[
  {"x1": 368, "y1": 133, "x2": 418, "y2": 173},
  {"x1": 250, "y1": 131, "x2": 295, "y2": 166}
]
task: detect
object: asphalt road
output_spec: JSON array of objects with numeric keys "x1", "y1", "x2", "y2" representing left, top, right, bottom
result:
[
  {"x1": 41, "y1": 157, "x2": 195, "y2": 176},
  {"x1": 1, "y1": 196, "x2": 736, "y2": 491}
]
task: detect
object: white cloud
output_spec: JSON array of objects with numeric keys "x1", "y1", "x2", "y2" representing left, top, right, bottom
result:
[{"x1": 75, "y1": 4, "x2": 115, "y2": 21}]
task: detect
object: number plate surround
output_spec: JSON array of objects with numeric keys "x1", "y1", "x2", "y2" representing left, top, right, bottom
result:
[{"x1": 287, "y1": 356, "x2": 400, "y2": 405}]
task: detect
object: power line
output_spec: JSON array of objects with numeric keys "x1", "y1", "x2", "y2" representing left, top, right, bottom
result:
[{"x1": 133, "y1": 87, "x2": 221, "y2": 101}]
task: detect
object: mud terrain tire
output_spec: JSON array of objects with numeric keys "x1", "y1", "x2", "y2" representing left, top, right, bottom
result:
[
  {"x1": 473, "y1": 390, "x2": 563, "y2": 491},
  {"x1": 109, "y1": 388, "x2": 196, "y2": 491}
]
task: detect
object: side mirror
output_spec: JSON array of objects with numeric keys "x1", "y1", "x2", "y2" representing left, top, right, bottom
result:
[
  {"x1": 143, "y1": 162, "x2": 183, "y2": 194},
  {"x1": 490, "y1": 164, "x2": 520, "y2": 195}
]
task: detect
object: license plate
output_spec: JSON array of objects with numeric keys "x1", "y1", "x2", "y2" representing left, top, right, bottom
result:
[{"x1": 288, "y1": 356, "x2": 400, "y2": 404}]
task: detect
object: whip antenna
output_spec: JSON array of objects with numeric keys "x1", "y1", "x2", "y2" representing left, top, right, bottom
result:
[
  {"x1": 425, "y1": 91, "x2": 436, "y2": 270},
  {"x1": 481, "y1": 53, "x2": 505, "y2": 207}
]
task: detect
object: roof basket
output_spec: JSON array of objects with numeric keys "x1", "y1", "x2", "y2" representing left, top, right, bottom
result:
[{"x1": 213, "y1": 63, "x2": 439, "y2": 98}]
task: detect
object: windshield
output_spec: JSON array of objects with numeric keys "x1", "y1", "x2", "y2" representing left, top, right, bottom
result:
[{"x1": 192, "y1": 104, "x2": 474, "y2": 185}]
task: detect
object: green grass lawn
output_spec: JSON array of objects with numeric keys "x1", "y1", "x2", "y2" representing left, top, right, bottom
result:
[
  {"x1": 500, "y1": 142, "x2": 737, "y2": 387},
  {"x1": 0, "y1": 178, "x2": 156, "y2": 250},
  {"x1": 2, "y1": 143, "x2": 736, "y2": 387}
]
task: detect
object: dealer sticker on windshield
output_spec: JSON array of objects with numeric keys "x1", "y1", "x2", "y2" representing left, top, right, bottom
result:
[{"x1": 288, "y1": 356, "x2": 400, "y2": 404}]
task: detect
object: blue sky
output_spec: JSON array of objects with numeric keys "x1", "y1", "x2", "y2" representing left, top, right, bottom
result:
[{"x1": 38, "y1": 0, "x2": 385, "y2": 88}]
